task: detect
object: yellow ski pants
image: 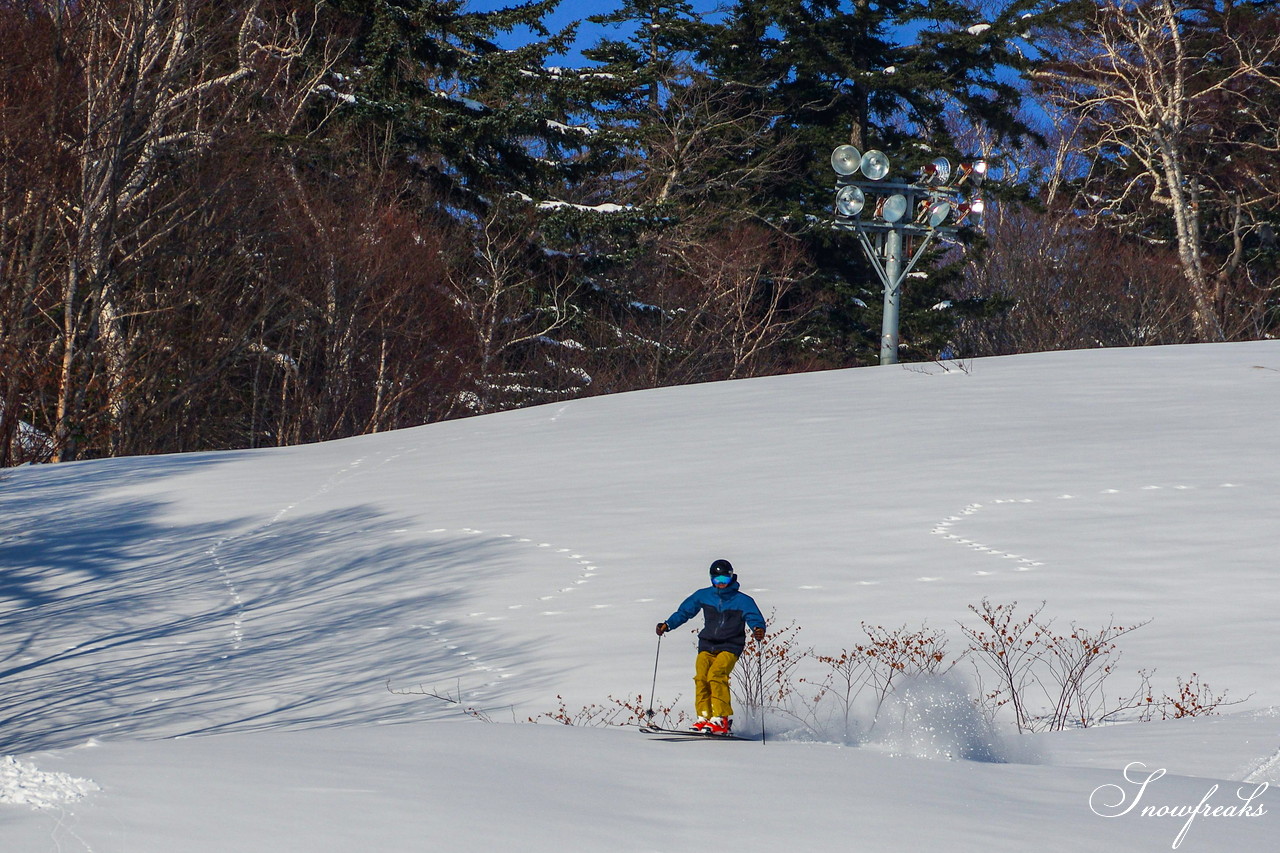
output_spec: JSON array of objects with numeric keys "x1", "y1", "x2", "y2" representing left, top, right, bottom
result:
[{"x1": 694, "y1": 650, "x2": 739, "y2": 719}]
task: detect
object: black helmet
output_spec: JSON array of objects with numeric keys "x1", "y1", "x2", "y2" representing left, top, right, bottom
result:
[{"x1": 709, "y1": 559, "x2": 735, "y2": 579}]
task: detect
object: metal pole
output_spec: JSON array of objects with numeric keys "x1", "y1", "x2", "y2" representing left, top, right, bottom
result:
[
  {"x1": 758, "y1": 638, "x2": 766, "y2": 746},
  {"x1": 879, "y1": 226, "x2": 904, "y2": 365},
  {"x1": 645, "y1": 633, "x2": 662, "y2": 722}
]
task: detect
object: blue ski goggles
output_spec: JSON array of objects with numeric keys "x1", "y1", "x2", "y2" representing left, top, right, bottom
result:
[{"x1": 711, "y1": 575, "x2": 733, "y2": 585}]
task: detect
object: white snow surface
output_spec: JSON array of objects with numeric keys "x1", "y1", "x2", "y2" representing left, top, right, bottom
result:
[
  {"x1": 2, "y1": 341, "x2": 1279, "y2": 851},
  {"x1": 537, "y1": 199, "x2": 629, "y2": 213}
]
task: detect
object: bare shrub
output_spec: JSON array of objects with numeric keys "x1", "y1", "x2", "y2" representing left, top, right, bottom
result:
[
  {"x1": 1103, "y1": 669, "x2": 1245, "y2": 723},
  {"x1": 730, "y1": 616, "x2": 809, "y2": 719},
  {"x1": 959, "y1": 598, "x2": 1151, "y2": 731},
  {"x1": 398, "y1": 602, "x2": 1240, "y2": 737},
  {"x1": 527, "y1": 693, "x2": 688, "y2": 729},
  {"x1": 386, "y1": 680, "x2": 501, "y2": 723},
  {"x1": 1162, "y1": 673, "x2": 1238, "y2": 719},
  {"x1": 800, "y1": 623, "x2": 955, "y2": 737}
]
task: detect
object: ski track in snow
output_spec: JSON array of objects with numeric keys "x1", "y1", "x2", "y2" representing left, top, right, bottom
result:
[
  {"x1": 197, "y1": 462, "x2": 1264, "y2": 742},
  {"x1": 203, "y1": 451, "x2": 415, "y2": 663},
  {"x1": 192, "y1": 443, "x2": 611, "y2": 708},
  {"x1": 10, "y1": 465, "x2": 1280, "y2": 825},
  {"x1": 929, "y1": 482, "x2": 1242, "y2": 578},
  {"x1": 410, "y1": 481, "x2": 1250, "y2": 702},
  {"x1": 1244, "y1": 745, "x2": 1280, "y2": 784},
  {"x1": 412, "y1": 526, "x2": 615, "y2": 701}
]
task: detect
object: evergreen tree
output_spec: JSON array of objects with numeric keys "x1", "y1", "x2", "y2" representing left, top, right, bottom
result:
[
  {"x1": 319, "y1": 0, "x2": 593, "y2": 211},
  {"x1": 568, "y1": 2, "x2": 820, "y2": 385},
  {"x1": 584, "y1": 0, "x2": 709, "y2": 114},
  {"x1": 695, "y1": 0, "x2": 1072, "y2": 363},
  {"x1": 308, "y1": 0, "x2": 627, "y2": 411}
]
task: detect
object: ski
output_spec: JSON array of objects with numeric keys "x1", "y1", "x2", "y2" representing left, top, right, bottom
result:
[{"x1": 638, "y1": 724, "x2": 748, "y2": 741}]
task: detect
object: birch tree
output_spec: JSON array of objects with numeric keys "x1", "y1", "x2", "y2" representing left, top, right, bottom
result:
[
  {"x1": 1036, "y1": 0, "x2": 1280, "y2": 341},
  {"x1": 43, "y1": 0, "x2": 267, "y2": 458}
]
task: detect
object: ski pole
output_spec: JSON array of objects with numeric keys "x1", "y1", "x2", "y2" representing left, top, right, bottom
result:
[
  {"x1": 758, "y1": 634, "x2": 766, "y2": 745},
  {"x1": 646, "y1": 633, "x2": 663, "y2": 721}
]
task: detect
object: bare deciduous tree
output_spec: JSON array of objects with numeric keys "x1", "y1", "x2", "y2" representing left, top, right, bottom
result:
[
  {"x1": 635, "y1": 72, "x2": 799, "y2": 212},
  {"x1": 1035, "y1": 0, "x2": 1280, "y2": 341},
  {"x1": 444, "y1": 206, "x2": 586, "y2": 415},
  {"x1": 670, "y1": 225, "x2": 813, "y2": 380},
  {"x1": 48, "y1": 0, "x2": 268, "y2": 458},
  {"x1": 952, "y1": 197, "x2": 1195, "y2": 355}
]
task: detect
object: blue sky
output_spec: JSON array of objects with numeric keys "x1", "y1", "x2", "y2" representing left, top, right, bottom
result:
[{"x1": 469, "y1": 0, "x2": 724, "y2": 66}]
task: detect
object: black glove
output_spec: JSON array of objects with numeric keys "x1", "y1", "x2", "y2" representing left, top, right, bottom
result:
[
  {"x1": 752, "y1": 627, "x2": 766, "y2": 642},
  {"x1": 656, "y1": 622, "x2": 669, "y2": 636}
]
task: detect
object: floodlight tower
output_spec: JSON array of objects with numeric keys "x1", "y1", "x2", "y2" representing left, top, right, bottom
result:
[{"x1": 830, "y1": 145, "x2": 986, "y2": 365}]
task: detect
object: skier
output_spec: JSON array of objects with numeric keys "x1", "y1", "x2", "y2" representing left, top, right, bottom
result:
[{"x1": 655, "y1": 559, "x2": 766, "y2": 735}]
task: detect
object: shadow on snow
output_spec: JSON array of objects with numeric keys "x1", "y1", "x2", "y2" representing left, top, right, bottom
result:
[{"x1": 0, "y1": 457, "x2": 544, "y2": 752}]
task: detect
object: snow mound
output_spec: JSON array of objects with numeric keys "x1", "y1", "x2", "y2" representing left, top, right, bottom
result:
[{"x1": 0, "y1": 755, "x2": 98, "y2": 809}]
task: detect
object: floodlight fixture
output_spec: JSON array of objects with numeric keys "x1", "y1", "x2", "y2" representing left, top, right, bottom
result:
[
  {"x1": 831, "y1": 145, "x2": 863, "y2": 176},
  {"x1": 875, "y1": 193, "x2": 908, "y2": 223},
  {"x1": 823, "y1": 139, "x2": 989, "y2": 366},
  {"x1": 954, "y1": 197, "x2": 986, "y2": 225},
  {"x1": 920, "y1": 198, "x2": 952, "y2": 228},
  {"x1": 836, "y1": 185, "x2": 866, "y2": 217},
  {"x1": 860, "y1": 150, "x2": 891, "y2": 181},
  {"x1": 957, "y1": 160, "x2": 988, "y2": 186},
  {"x1": 920, "y1": 157, "x2": 952, "y2": 186}
]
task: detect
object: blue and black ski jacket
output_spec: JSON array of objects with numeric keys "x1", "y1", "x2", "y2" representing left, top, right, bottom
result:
[{"x1": 665, "y1": 580, "x2": 766, "y2": 655}]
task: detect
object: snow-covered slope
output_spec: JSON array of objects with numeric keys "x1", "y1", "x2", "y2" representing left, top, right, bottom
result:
[{"x1": 2, "y1": 342, "x2": 1278, "y2": 851}]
